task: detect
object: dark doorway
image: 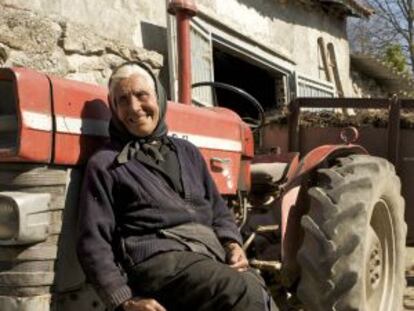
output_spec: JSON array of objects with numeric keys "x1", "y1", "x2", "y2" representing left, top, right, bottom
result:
[{"x1": 212, "y1": 47, "x2": 285, "y2": 120}]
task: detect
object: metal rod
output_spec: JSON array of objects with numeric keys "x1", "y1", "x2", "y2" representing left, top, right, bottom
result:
[
  {"x1": 168, "y1": 0, "x2": 197, "y2": 105},
  {"x1": 242, "y1": 232, "x2": 256, "y2": 251},
  {"x1": 176, "y1": 12, "x2": 192, "y2": 105}
]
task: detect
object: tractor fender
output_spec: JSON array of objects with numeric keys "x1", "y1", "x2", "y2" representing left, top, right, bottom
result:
[
  {"x1": 280, "y1": 144, "x2": 368, "y2": 285},
  {"x1": 285, "y1": 144, "x2": 368, "y2": 188}
]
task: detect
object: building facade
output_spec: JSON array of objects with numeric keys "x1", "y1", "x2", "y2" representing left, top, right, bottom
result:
[{"x1": 0, "y1": 0, "x2": 371, "y2": 115}]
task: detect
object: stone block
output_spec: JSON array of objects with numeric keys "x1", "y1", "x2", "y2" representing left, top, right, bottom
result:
[
  {"x1": 5, "y1": 50, "x2": 69, "y2": 77},
  {"x1": 62, "y1": 22, "x2": 106, "y2": 55},
  {"x1": 65, "y1": 71, "x2": 106, "y2": 85},
  {"x1": 131, "y1": 49, "x2": 163, "y2": 69},
  {"x1": 102, "y1": 54, "x2": 127, "y2": 68},
  {"x1": 105, "y1": 43, "x2": 163, "y2": 69},
  {"x1": 66, "y1": 54, "x2": 106, "y2": 73},
  {"x1": 0, "y1": 6, "x2": 62, "y2": 54},
  {"x1": 0, "y1": 43, "x2": 10, "y2": 64}
]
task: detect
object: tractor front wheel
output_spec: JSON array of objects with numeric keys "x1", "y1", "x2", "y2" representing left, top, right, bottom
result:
[{"x1": 297, "y1": 155, "x2": 406, "y2": 311}]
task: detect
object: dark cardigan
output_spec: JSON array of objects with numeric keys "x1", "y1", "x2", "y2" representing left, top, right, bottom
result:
[{"x1": 76, "y1": 137, "x2": 242, "y2": 310}]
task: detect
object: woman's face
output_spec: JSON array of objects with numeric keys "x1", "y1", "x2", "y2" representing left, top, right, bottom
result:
[{"x1": 113, "y1": 74, "x2": 160, "y2": 137}]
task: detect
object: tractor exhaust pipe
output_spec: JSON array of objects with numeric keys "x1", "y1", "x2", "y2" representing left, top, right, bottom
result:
[{"x1": 168, "y1": 0, "x2": 197, "y2": 105}]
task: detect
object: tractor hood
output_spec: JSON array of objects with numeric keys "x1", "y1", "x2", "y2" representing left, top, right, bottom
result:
[{"x1": 0, "y1": 67, "x2": 253, "y2": 194}]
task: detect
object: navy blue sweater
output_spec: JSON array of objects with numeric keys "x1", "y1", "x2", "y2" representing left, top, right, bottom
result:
[{"x1": 76, "y1": 137, "x2": 242, "y2": 310}]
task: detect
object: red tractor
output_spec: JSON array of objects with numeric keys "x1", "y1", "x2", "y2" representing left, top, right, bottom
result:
[{"x1": 0, "y1": 1, "x2": 406, "y2": 311}]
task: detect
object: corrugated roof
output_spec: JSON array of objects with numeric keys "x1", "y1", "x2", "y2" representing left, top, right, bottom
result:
[
  {"x1": 351, "y1": 53, "x2": 414, "y2": 96},
  {"x1": 319, "y1": 0, "x2": 374, "y2": 17}
]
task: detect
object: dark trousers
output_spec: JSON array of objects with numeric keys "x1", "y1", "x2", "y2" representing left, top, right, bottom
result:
[{"x1": 127, "y1": 251, "x2": 277, "y2": 311}]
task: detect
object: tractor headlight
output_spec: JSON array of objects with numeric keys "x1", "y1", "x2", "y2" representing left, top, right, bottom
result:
[
  {"x1": 0, "y1": 192, "x2": 50, "y2": 245},
  {"x1": 0, "y1": 198, "x2": 18, "y2": 240}
]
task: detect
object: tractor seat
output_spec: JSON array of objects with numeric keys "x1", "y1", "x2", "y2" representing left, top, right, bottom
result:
[{"x1": 251, "y1": 162, "x2": 289, "y2": 187}]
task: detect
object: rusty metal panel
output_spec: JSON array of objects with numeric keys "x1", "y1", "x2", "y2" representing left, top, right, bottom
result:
[
  {"x1": 288, "y1": 97, "x2": 404, "y2": 170},
  {"x1": 166, "y1": 102, "x2": 244, "y2": 195}
]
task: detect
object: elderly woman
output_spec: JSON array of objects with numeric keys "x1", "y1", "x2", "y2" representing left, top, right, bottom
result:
[{"x1": 77, "y1": 62, "x2": 277, "y2": 311}]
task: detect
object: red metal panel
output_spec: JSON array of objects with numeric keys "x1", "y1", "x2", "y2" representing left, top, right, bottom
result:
[
  {"x1": 0, "y1": 67, "x2": 247, "y2": 194},
  {"x1": 48, "y1": 81, "x2": 245, "y2": 193},
  {"x1": 166, "y1": 103, "x2": 244, "y2": 194},
  {"x1": 49, "y1": 76, "x2": 110, "y2": 165},
  {"x1": 166, "y1": 103, "x2": 243, "y2": 140},
  {"x1": 201, "y1": 149, "x2": 241, "y2": 195},
  {"x1": 241, "y1": 122, "x2": 254, "y2": 158},
  {"x1": 0, "y1": 68, "x2": 52, "y2": 163}
]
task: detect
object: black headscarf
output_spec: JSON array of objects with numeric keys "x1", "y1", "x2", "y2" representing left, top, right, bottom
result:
[{"x1": 108, "y1": 62, "x2": 183, "y2": 195}]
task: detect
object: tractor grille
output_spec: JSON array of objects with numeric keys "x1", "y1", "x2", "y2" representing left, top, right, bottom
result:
[{"x1": 0, "y1": 80, "x2": 18, "y2": 151}]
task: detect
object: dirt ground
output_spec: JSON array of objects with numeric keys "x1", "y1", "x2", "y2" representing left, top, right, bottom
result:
[{"x1": 405, "y1": 247, "x2": 414, "y2": 310}]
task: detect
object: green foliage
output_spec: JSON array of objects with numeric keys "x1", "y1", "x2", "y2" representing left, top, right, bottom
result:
[{"x1": 383, "y1": 44, "x2": 407, "y2": 73}]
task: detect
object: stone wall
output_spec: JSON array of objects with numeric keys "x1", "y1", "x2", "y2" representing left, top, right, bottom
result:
[
  {"x1": 350, "y1": 70, "x2": 387, "y2": 98},
  {"x1": 0, "y1": 0, "x2": 356, "y2": 96},
  {"x1": 0, "y1": 0, "x2": 168, "y2": 51},
  {"x1": 0, "y1": 4, "x2": 163, "y2": 85},
  {"x1": 196, "y1": 0, "x2": 353, "y2": 95}
]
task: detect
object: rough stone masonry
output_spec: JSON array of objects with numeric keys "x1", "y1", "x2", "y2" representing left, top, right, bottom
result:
[{"x1": 0, "y1": 4, "x2": 163, "y2": 84}]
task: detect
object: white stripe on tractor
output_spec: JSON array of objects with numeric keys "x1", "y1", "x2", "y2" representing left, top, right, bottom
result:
[
  {"x1": 55, "y1": 116, "x2": 109, "y2": 137},
  {"x1": 22, "y1": 111, "x2": 53, "y2": 131},
  {"x1": 21, "y1": 112, "x2": 242, "y2": 152},
  {"x1": 169, "y1": 131, "x2": 242, "y2": 152}
]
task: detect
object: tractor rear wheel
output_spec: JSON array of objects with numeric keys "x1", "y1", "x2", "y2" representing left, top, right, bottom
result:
[{"x1": 296, "y1": 154, "x2": 406, "y2": 311}]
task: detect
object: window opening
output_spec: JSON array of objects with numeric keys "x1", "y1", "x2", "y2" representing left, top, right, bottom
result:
[{"x1": 212, "y1": 47, "x2": 286, "y2": 120}]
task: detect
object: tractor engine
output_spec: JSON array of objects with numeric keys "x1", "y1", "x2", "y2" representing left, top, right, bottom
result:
[{"x1": 0, "y1": 67, "x2": 253, "y2": 310}]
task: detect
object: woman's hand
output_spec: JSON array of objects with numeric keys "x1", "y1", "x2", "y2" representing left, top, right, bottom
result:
[
  {"x1": 122, "y1": 298, "x2": 166, "y2": 311},
  {"x1": 225, "y1": 242, "x2": 249, "y2": 272}
]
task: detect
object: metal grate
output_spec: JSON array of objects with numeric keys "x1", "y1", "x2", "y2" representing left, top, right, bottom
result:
[
  {"x1": 190, "y1": 22, "x2": 214, "y2": 107},
  {"x1": 295, "y1": 72, "x2": 336, "y2": 111}
]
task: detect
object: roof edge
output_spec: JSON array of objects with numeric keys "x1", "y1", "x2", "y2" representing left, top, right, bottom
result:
[{"x1": 319, "y1": 0, "x2": 374, "y2": 18}]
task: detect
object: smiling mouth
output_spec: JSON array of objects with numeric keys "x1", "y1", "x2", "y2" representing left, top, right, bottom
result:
[{"x1": 128, "y1": 114, "x2": 151, "y2": 124}]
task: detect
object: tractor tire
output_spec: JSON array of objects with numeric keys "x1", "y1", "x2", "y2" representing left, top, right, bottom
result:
[{"x1": 296, "y1": 154, "x2": 406, "y2": 311}]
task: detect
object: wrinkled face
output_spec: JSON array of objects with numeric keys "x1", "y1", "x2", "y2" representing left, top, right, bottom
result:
[{"x1": 112, "y1": 74, "x2": 159, "y2": 137}]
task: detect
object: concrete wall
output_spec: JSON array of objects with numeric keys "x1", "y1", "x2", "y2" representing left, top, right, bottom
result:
[{"x1": 196, "y1": 0, "x2": 353, "y2": 95}]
